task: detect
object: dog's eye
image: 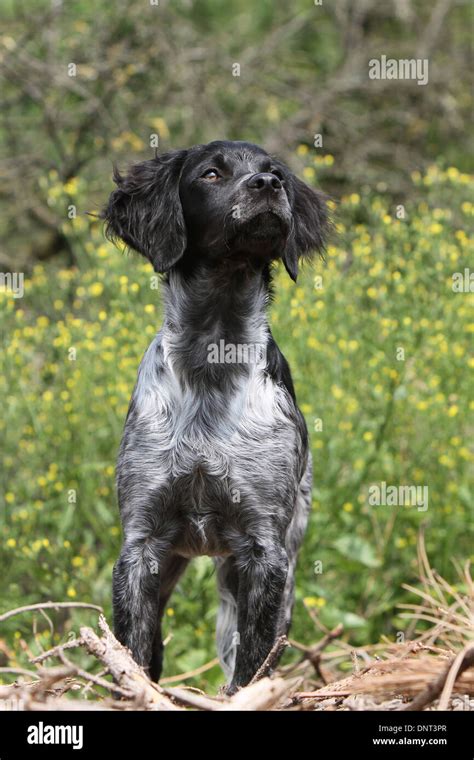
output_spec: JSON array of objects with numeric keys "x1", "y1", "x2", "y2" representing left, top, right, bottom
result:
[
  {"x1": 201, "y1": 168, "x2": 221, "y2": 181},
  {"x1": 271, "y1": 169, "x2": 284, "y2": 181}
]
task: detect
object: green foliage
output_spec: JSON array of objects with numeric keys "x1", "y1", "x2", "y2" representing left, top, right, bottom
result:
[
  {"x1": 1, "y1": 160, "x2": 472, "y2": 691},
  {"x1": 1, "y1": 1, "x2": 472, "y2": 269}
]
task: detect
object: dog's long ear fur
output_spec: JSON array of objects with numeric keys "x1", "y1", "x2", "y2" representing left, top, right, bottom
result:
[
  {"x1": 283, "y1": 176, "x2": 329, "y2": 282},
  {"x1": 102, "y1": 149, "x2": 188, "y2": 272}
]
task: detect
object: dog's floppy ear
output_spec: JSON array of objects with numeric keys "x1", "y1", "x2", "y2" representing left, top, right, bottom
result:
[
  {"x1": 283, "y1": 175, "x2": 329, "y2": 282},
  {"x1": 102, "y1": 149, "x2": 188, "y2": 272}
]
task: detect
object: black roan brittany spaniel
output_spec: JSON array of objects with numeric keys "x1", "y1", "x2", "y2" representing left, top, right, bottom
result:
[{"x1": 102, "y1": 140, "x2": 329, "y2": 694}]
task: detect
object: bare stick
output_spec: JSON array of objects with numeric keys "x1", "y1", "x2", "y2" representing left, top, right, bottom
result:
[
  {"x1": 30, "y1": 638, "x2": 83, "y2": 664},
  {"x1": 289, "y1": 623, "x2": 344, "y2": 679},
  {"x1": 295, "y1": 690, "x2": 352, "y2": 700},
  {"x1": 32, "y1": 666, "x2": 77, "y2": 692},
  {"x1": 80, "y1": 615, "x2": 180, "y2": 711},
  {"x1": 401, "y1": 645, "x2": 474, "y2": 711},
  {"x1": 438, "y1": 644, "x2": 474, "y2": 710},
  {"x1": 0, "y1": 602, "x2": 103, "y2": 623},
  {"x1": 162, "y1": 686, "x2": 223, "y2": 711},
  {"x1": 0, "y1": 667, "x2": 39, "y2": 679},
  {"x1": 221, "y1": 676, "x2": 301, "y2": 711},
  {"x1": 160, "y1": 657, "x2": 220, "y2": 684},
  {"x1": 249, "y1": 636, "x2": 288, "y2": 684},
  {"x1": 56, "y1": 648, "x2": 133, "y2": 699},
  {"x1": 351, "y1": 649, "x2": 361, "y2": 676}
]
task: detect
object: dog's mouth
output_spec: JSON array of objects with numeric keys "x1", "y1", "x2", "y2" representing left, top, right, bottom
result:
[
  {"x1": 227, "y1": 210, "x2": 290, "y2": 257},
  {"x1": 243, "y1": 210, "x2": 288, "y2": 237}
]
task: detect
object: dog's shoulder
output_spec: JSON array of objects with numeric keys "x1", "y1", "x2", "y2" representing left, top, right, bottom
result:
[{"x1": 123, "y1": 332, "x2": 167, "y2": 419}]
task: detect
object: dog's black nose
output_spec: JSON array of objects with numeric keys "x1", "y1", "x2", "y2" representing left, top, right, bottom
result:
[{"x1": 246, "y1": 172, "x2": 282, "y2": 193}]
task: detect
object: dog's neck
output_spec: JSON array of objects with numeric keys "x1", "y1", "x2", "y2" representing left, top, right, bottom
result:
[{"x1": 161, "y1": 259, "x2": 271, "y2": 387}]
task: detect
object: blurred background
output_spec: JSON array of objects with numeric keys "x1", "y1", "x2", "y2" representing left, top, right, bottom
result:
[
  {"x1": 1, "y1": 0, "x2": 472, "y2": 270},
  {"x1": 0, "y1": 0, "x2": 472, "y2": 690}
]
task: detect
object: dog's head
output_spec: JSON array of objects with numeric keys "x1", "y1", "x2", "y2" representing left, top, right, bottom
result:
[{"x1": 103, "y1": 140, "x2": 329, "y2": 281}]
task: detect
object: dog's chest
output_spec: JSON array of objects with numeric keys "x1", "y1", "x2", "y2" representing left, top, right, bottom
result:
[
  {"x1": 122, "y1": 362, "x2": 298, "y2": 500},
  {"x1": 145, "y1": 368, "x2": 291, "y2": 464},
  {"x1": 118, "y1": 340, "x2": 304, "y2": 556}
]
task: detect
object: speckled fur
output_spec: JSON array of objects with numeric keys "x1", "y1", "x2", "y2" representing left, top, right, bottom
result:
[{"x1": 103, "y1": 141, "x2": 328, "y2": 693}]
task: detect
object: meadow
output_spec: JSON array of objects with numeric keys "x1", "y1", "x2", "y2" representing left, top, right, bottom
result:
[{"x1": 1, "y1": 156, "x2": 472, "y2": 690}]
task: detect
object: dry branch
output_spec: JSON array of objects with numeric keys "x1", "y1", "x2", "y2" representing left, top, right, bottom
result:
[
  {"x1": 249, "y1": 635, "x2": 289, "y2": 684},
  {"x1": 0, "y1": 602, "x2": 103, "y2": 623},
  {"x1": 0, "y1": 534, "x2": 472, "y2": 711},
  {"x1": 221, "y1": 677, "x2": 301, "y2": 711},
  {"x1": 79, "y1": 616, "x2": 180, "y2": 711},
  {"x1": 401, "y1": 644, "x2": 474, "y2": 711}
]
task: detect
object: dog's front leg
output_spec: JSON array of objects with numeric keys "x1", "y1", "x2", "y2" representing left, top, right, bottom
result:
[
  {"x1": 112, "y1": 534, "x2": 167, "y2": 676},
  {"x1": 227, "y1": 540, "x2": 288, "y2": 694}
]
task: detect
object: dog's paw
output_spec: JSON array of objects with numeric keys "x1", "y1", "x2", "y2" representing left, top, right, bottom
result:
[{"x1": 224, "y1": 683, "x2": 240, "y2": 697}]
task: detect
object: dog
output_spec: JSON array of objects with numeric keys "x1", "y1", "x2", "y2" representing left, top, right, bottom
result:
[{"x1": 102, "y1": 140, "x2": 328, "y2": 694}]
